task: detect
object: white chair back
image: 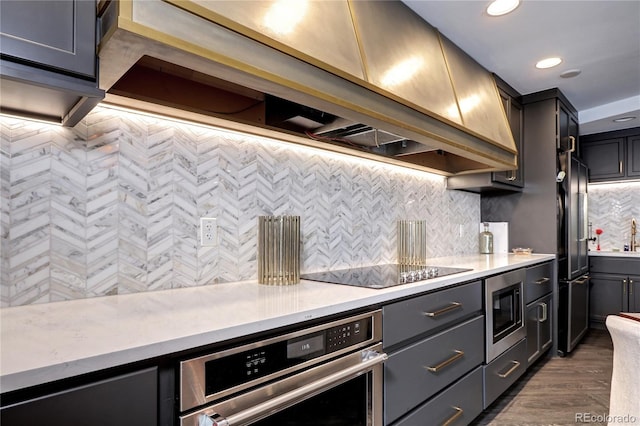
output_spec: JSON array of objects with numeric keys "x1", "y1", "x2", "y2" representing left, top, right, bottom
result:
[{"x1": 606, "y1": 314, "x2": 640, "y2": 425}]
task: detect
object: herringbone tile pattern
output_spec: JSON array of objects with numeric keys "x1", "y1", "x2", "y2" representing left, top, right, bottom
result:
[
  {"x1": 588, "y1": 182, "x2": 640, "y2": 251},
  {"x1": 0, "y1": 107, "x2": 480, "y2": 306}
]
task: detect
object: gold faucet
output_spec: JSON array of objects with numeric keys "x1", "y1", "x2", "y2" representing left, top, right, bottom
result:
[{"x1": 632, "y1": 218, "x2": 638, "y2": 252}]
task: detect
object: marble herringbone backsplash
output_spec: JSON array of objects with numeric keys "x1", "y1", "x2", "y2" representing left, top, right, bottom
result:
[
  {"x1": 0, "y1": 106, "x2": 480, "y2": 306},
  {"x1": 588, "y1": 182, "x2": 640, "y2": 251}
]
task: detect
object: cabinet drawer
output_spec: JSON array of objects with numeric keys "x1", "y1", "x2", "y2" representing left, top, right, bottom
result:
[
  {"x1": 383, "y1": 281, "x2": 482, "y2": 348},
  {"x1": 0, "y1": 367, "x2": 157, "y2": 426},
  {"x1": 483, "y1": 338, "x2": 527, "y2": 408},
  {"x1": 525, "y1": 261, "x2": 553, "y2": 304},
  {"x1": 589, "y1": 256, "x2": 640, "y2": 275},
  {"x1": 393, "y1": 366, "x2": 483, "y2": 426},
  {"x1": 384, "y1": 315, "x2": 484, "y2": 424}
]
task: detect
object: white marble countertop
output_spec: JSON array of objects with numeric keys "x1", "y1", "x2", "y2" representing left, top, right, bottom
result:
[
  {"x1": 589, "y1": 251, "x2": 640, "y2": 258},
  {"x1": 0, "y1": 253, "x2": 554, "y2": 393}
]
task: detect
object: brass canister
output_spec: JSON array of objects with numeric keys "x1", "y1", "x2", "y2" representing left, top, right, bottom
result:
[
  {"x1": 258, "y1": 216, "x2": 301, "y2": 285},
  {"x1": 397, "y1": 220, "x2": 428, "y2": 266}
]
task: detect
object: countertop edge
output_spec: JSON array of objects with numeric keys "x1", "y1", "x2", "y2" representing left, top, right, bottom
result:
[
  {"x1": 0, "y1": 254, "x2": 555, "y2": 393},
  {"x1": 588, "y1": 251, "x2": 640, "y2": 258}
]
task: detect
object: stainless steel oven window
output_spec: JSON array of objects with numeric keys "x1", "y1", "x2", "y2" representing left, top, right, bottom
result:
[{"x1": 492, "y1": 283, "x2": 523, "y2": 342}]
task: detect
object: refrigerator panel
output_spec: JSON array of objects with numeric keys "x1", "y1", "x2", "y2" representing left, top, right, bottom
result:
[
  {"x1": 569, "y1": 156, "x2": 580, "y2": 278},
  {"x1": 578, "y1": 162, "x2": 589, "y2": 275},
  {"x1": 558, "y1": 275, "x2": 590, "y2": 355},
  {"x1": 565, "y1": 156, "x2": 589, "y2": 280}
]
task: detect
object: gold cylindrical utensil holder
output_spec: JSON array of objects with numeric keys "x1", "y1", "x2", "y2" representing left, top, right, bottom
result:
[
  {"x1": 258, "y1": 216, "x2": 301, "y2": 285},
  {"x1": 397, "y1": 220, "x2": 427, "y2": 266}
]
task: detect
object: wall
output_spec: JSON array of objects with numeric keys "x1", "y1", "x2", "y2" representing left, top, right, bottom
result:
[
  {"x1": 0, "y1": 106, "x2": 480, "y2": 307},
  {"x1": 587, "y1": 181, "x2": 640, "y2": 251}
]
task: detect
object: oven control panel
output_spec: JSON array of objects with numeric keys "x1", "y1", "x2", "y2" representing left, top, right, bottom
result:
[
  {"x1": 326, "y1": 319, "x2": 365, "y2": 351},
  {"x1": 203, "y1": 317, "x2": 372, "y2": 396}
]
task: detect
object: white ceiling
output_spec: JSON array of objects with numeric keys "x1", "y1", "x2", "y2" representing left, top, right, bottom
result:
[{"x1": 401, "y1": 0, "x2": 640, "y2": 135}]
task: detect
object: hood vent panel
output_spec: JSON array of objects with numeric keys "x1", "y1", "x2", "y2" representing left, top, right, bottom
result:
[{"x1": 98, "y1": 0, "x2": 516, "y2": 176}]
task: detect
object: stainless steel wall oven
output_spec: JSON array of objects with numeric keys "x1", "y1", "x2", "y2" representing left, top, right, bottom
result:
[
  {"x1": 485, "y1": 269, "x2": 526, "y2": 362},
  {"x1": 179, "y1": 311, "x2": 386, "y2": 426}
]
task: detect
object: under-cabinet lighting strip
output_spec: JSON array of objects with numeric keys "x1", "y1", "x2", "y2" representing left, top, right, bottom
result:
[
  {"x1": 588, "y1": 181, "x2": 640, "y2": 189},
  {"x1": 97, "y1": 103, "x2": 445, "y2": 181}
]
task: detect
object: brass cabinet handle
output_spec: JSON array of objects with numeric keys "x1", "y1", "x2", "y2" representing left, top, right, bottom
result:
[
  {"x1": 630, "y1": 280, "x2": 634, "y2": 295},
  {"x1": 442, "y1": 406, "x2": 464, "y2": 426},
  {"x1": 569, "y1": 136, "x2": 576, "y2": 152},
  {"x1": 575, "y1": 277, "x2": 589, "y2": 285},
  {"x1": 624, "y1": 279, "x2": 628, "y2": 296},
  {"x1": 426, "y1": 350, "x2": 464, "y2": 373},
  {"x1": 535, "y1": 277, "x2": 550, "y2": 285},
  {"x1": 424, "y1": 302, "x2": 462, "y2": 318},
  {"x1": 620, "y1": 161, "x2": 623, "y2": 174},
  {"x1": 497, "y1": 360, "x2": 521, "y2": 378}
]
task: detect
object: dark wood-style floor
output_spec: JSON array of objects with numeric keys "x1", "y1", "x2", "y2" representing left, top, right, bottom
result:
[{"x1": 472, "y1": 329, "x2": 614, "y2": 426}]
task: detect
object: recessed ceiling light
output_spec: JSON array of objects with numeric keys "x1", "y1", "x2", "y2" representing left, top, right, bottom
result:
[
  {"x1": 613, "y1": 116, "x2": 636, "y2": 123},
  {"x1": 560, "y1": 69, "x2": 582, "y2": 78},
  {"x1": 536, "y1": 57, "x2": 562, "y2": 69},
  {"x1": 487, "y1": 0, "x2": 520, "y2": 16}
]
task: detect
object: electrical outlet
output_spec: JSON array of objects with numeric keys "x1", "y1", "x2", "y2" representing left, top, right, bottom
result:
[{"x1": 200, "y1": 218, "x2": 217, "y2": 246}]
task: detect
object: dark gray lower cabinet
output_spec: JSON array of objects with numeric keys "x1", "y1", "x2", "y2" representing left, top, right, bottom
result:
[
  {"x1": 483, "y1": 338, "x2": 527, "y2": 409},
  {"x1": 589, "y1": 256, "x2": 640, "y2": 328},
  {"x1": 393, "y1": 367, "x2": 484, "y2": 426},
  {"x1": 384, "y1": 315, "x2": 484, "y2": 424},
  {"x1": 383, "y1": 281, "x2": 482, "y2": 349},
  {"x1": 525, "y1": 261, "x2": 554, "y2": 365},
  {"x1": 526, "y1": 293, "x2": 553, "y2": 365},
  {"x1": 383, "y1": 280, "x2": 485, "y2": 426},
  {"x1": 0, "y1": 368, "x2": 157, "y2": 426},
  {"x1": 590, "y1": 274, "x2": 640, "y2": 328}
]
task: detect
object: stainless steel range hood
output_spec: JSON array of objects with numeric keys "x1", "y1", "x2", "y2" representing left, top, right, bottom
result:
[{"x1": 98, "y1": 0, "x2": 517, "y2": 176}]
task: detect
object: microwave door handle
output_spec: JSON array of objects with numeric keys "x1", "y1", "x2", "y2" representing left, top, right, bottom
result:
[{"x1": 203, "y1": 350, "x2": 388, "y2": 426}]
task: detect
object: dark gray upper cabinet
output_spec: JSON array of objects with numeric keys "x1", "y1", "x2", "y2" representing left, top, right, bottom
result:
[
  {"x1": 582, "y1": 138, "x2": 625, "y2": 180},
  {"x1": 493, "y1": 86, "x2": 524, "y2": 187},
  {"x1": 581, "y1": 128, "x2": 640, "y2": 182},
  {"x1": 628, "y1": 135, "x2": 640, "y2": 177},
  {"x1": 0, "y1": 0, "x2": 96, "y2": 78},
  {"x1": 446, "y1": 76, "x2": 524, "y2": 192},
  {"x1": 558, "y1": 103, "x2": 579, "y2": 154},
  {"x1": 0, "y1": 0, "x2": 104, "y2": 126}
]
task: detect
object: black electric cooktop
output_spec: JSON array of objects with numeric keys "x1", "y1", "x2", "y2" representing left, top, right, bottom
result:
[{"x1": 300, "y1": 264, "x2": 473, "y2": 289}]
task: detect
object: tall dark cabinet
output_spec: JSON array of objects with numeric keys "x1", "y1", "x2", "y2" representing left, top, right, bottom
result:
[
  {"x1": 480, "y1": 89, "x2": 570, "y2": 252},
  {"x1": 481, "y1": 88, "x2": 589, "y2": 356}
]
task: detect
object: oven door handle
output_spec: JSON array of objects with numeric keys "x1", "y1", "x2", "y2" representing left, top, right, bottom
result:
[{"x1": 199, "y1": 350, "x2": 388, "y2": 426}]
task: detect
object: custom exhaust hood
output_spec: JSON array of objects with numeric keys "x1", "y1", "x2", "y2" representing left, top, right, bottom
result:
[{"x1": 98, "y1": 0, "x2": 517, "y2": 176}]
